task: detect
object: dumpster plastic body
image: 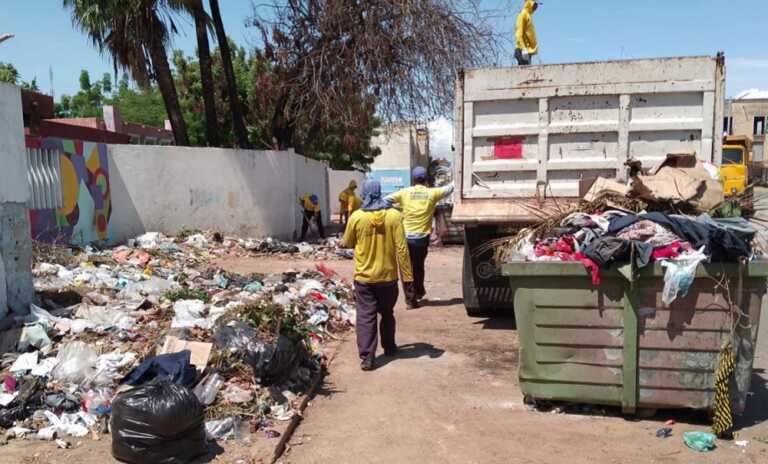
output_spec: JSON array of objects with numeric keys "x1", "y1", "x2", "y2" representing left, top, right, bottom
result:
[{"x1": 502, "y1": 261, "x2": 767, "y2": 413}]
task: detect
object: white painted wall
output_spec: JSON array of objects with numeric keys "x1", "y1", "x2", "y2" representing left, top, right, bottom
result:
[
  {"x1": 107, "y1": 145, "x2": 329, "y2": 242},
  {"x1": 0, "y1": 84, "x2": 30, "y2": 203},
  {"x1": 371, "y1": 124, "x2": 417, "y2": 170},
  {"x1": 328, "y1": 169, "x2": 366, "y2": 215}
]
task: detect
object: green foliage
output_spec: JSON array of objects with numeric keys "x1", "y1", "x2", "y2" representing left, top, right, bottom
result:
[
  {"x1": 0, "y1": 62, "x2": 19, "y2": 84},
  {"x1": 163, "y1": 287, "x2": 211, "y2": 303}
]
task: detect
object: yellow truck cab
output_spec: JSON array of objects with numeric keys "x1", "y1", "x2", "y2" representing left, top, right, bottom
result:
[{"x1": 720, "y1": 135, "x2": 751, "y2": 196}]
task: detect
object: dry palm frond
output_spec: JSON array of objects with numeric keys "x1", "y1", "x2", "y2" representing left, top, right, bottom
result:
[{"x1": 481, "y1": 192, "x2": 647, "y2": 264}]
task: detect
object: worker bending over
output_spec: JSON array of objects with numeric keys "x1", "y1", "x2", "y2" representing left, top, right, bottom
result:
[
  {"x1": 299, "y1": 193, "x2": 325, "y2": 241},
  {"x1": 385, "y1": 167, "x2": 454, "y2": 308},
  {"x1": 515, "y1": 0, "x2": 539, "y2": 65},
  {"x1": 343, "y1": 180, "x2": 414, "y2": 370},
  {"x1": 338, "y1": 180, "x2": 359, "y2": 226}
]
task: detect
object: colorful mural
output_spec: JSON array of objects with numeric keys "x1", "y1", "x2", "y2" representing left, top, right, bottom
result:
[{"x1": 27, "y1": 137, "x2": 112, "y2": 245}]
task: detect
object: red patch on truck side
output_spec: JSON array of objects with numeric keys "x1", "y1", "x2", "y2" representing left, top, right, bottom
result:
[{"x1": 493, "y1": 138, "x2": 523, "y2": 159}]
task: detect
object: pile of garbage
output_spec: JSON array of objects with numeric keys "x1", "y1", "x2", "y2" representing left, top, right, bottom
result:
[
  {"x1": 1, "y1": 231, "x2": 354, "y2": 460},
  {"x1": 495, "y1": 152, "x2": 758, "y2": 304},
  {"x1": 236, "y1": 236, "x2": 353, "y2": 260}
]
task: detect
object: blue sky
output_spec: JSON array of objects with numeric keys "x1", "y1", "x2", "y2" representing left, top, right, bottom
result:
[
  {"x1": 2, "y1": 0, "x2": 766, "y2": 98},
  {"x1": 3, "y1": 1, "x2": 768, "y2": 157}
]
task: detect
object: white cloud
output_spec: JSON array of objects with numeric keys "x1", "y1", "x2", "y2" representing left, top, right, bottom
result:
[
  {"x1": 727, "y1": 58, "x2": 768, "y2": 97},
  {"x1": 427, "y1": 117, "x2": 454, "y2": 160}
]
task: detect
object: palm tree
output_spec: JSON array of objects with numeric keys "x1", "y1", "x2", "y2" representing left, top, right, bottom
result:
[
  {"x1": 209, "y1": 0, "x2": 250, "y2": 148},
  {"x1": 182, "y1": 0, "x2": 219, "y2": 146},
  {"x1": 64, "y1": 0, "x2": 190, "y2": 146}
]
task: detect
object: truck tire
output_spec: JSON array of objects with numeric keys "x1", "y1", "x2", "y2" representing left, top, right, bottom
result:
[{"x1": 462, "y1": 242, "x2": 487, "y2": 317}]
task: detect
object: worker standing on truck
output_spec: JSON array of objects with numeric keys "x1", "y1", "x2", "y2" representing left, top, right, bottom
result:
[
  {"x1": 343, "y1": 180, "x2": 415, "y2": 371},
  {"x1": 338, "y1": 180, "x2": 358, "y2": 226},
  {"x1": 299, "y1": 193, "x2": 325, "y2": 241},
  {"x1": 514, "y1": 0, "x2": 539, "y2": 65},
  {"x1": 385, "y1": 167, "x2": 454, "y2": 308}
]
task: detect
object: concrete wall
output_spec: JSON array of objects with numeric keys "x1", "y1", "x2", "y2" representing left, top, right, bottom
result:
[
  {"x1": 0, "y1": 83, "x2": 33, "y2": 316},
  {"x1": 328, "y1": 169, "x2": 366, "y2": 215},
  {"x1": 730, "y1": 99, "x2": 768, "y2": 136},
  {"x1": 371, "y1": 124, "x2": 417, "y2": 170},
  {"x1": 107, "y1": 145, "x2": 329, "y2": 242},
  {"x1": 27, "y1": 137, "x2": 113, "y2": 245}
]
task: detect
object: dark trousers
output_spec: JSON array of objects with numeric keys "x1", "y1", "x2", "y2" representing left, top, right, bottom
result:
[
  {"x1": 407, "y1": 237, "x2": 430, "y2": 297},
  {"x1": 300, "y1": 210, "x2": 325, "y2": 241},
  {"x1": 354, "y1": 281, "x2": 399, "y2": 361},
  {"x1": 514, "y1": 48, "x2": 531, "y2": 66}
]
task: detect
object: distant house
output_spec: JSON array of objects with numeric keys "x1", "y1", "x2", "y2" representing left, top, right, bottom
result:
[{"x1": 21, "y1": 90, "x2": 173, "y2": 145}]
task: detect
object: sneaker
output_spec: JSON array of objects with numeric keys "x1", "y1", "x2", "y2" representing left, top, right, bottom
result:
[
  {"x1": 360, "y1": 358, "x2": 374, "y2": 371},
  {"x1": 384, "y1": 346, "x2": 399, "y2": 357},
  {"x1": 406, "y1": 299, "x2": 420, "y2": 309}
]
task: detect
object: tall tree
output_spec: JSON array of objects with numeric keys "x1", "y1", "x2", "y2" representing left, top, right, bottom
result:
[
  {"x1": 64, "y1": 0, "x2": 190, "y2": 145},
  {"x1": 251, "y1": 0, "x2": 497, "y2": 149},
  {"x1": 209, "y1": 0, "x2": 250, "y2": 148},
  {"x1": 187, "y1": 0, "x2": 219, "y2": 146}
]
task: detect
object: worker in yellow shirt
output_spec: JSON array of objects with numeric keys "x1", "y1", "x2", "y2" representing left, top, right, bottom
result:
[
  {"x1": 343, "y1": 179, "x2": 415, "y2": 371},
  {"x1": 299, "y1": 193, "x2": 325, "y2": 241},
  {"x1": 385, "y1": 167, "x2": 454, "y2": 308},
  {"x1": 515, "y1": 0, "x2": 539, "y2": 65},
  {"x1": 346, "y1": 191, "x2": 362, "y2": 219},
  {"x1": 338, "y1": 180, "x2": 358, "y2": 225}
]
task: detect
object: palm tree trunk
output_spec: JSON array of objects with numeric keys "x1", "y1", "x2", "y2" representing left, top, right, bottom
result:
[
  {"x1": 209, "y1": 0, "x2": 250, "y2": 149},
  {"x1": 148, "y1": 38, "x2": 189, "y2": 146},
  {"x1": 192, "y1": 0, "x2": 219, "y2": 147}
]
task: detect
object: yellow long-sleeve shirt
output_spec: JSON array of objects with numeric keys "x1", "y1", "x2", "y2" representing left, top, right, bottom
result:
[
  {"x1": 386, "y1": 184, "x2": 453, "y2": 238},
  {"x1": 342, "y1": 209, "x2": 414, "y2": 284},
  {"x1": 346, "y1": 194, "x2": 362, "y2": 215}
]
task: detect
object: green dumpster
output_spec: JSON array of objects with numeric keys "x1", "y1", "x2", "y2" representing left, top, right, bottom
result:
[{"x1": 502, "y1": 261, "x2": 767, "y2": 414}]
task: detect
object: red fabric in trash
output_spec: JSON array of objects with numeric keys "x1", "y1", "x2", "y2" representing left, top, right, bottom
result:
[
  {"x1": 652, "y1": 241, "x2": 682, "y2": 260},
  {"x1": 574, "y1": 252, "x2": 601, "y2": 286},
  {"x1": 315, "y1": 263, "x2": 337, "y2": 278}
]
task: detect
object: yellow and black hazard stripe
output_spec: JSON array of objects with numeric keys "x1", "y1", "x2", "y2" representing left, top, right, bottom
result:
[{"x1": 712, "y1": 342, "x2": 735, "y2": 438}]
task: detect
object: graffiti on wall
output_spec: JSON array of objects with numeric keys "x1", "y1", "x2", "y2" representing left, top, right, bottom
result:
[{"x1": 27, "y1": 137, "x2": 112, "y2": 245}]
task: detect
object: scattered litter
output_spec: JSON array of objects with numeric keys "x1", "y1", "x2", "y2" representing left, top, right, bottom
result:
[
  {"x1": 735, "y1": 440, "x2": 748, "y2": 448},
  {"x1": 4, "y1": 230, "x2": 354, "y2": 455},
  {"x1": 656, "y1": 427, "x2": 672, "y2": 438},
  {"x1": 683, "y1": 431, "x2": 717, "y2": 452},
  {"x1": 264, "y1": 429, "x2": 281, "y2": 439}
]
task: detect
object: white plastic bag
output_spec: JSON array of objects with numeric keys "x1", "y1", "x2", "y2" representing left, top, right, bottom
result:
[
  {"x1": 171, "y1": 299, "x2": 209, "y2": 329},
  {"x1": 660, "y1": 248, "x2": 708, "y2": 306},
  {"x1": 52, "y1": 341, "x2": 98, "y2": 384}
]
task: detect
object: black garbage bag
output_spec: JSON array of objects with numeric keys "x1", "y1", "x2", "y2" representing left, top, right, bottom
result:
[
  {"x1": 214, "y1": 322, "x2": 301, "y2": 385},
  {"x1": 111, "y1": 380, "x2": 207, "y2": 464}
]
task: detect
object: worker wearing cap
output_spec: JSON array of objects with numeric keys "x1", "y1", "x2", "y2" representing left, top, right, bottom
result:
[
  {"x1": 338, "y1": 180, "x2": 359, "y2": 226},
  {"x1": 299, "y1": 193, "x2": 325, "y2": 241},
  {"x1": 515, "y1": 0, "x2": 539, "y2": 66},
  {"x1": 385, "y1": 167, "x2": 454, "y2": 308},
  {"x1": 343, "y1": 179, "x2": 414, "y2": 371}
]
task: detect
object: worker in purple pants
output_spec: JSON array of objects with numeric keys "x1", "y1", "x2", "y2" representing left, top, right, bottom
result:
[{"x1": 343, "y1": 180, "x2": 415, "y2": 370}]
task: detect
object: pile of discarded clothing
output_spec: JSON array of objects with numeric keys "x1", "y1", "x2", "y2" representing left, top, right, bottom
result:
[
  {"x1": 0, "y1": 231, "x2": 354, "y2": 459},
  {"x1": 499, "y1": 152, "x2": 758, "y2": 305}
]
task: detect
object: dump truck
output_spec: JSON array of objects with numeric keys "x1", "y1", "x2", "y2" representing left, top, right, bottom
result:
[{"x1": 452, "y1": 55, "x2": 726, "y2": 316}]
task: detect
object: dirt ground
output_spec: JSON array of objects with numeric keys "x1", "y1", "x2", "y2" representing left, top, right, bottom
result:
[
  {"x1": 256, "y1": 246, "x2": 767, "y2": 464},
  {"x1": 2, "y1": 244, "x2": 767, "y2": 463}
]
